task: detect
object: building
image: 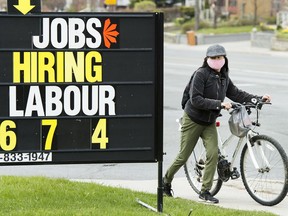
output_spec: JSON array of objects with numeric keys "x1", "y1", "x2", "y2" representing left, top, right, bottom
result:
[
  {"x1": 189, "y1": 0, "x2": 287, "y2": 22},
  {"x1": 226, "y1": 0, "x2": 287, "y2": 20}
]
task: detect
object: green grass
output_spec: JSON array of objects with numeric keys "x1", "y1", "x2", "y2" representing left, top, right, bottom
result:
[
  {"x1": 276, "y1": 30, "x2": 288, "y2": 40},
  {"x1": 196, "y1": 25, "x2": 256, "y2": 34},
  {"x1": 0, "y1": 176, "x2": 276, "y2": 216},
  {"x1": 168, "y1": 24, "x2": 257, "y2": 35}
]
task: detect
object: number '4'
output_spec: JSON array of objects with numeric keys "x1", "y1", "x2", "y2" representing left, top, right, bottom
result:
[{"x1": 92, "y1": 119, "x2": 108, "y2": 149}]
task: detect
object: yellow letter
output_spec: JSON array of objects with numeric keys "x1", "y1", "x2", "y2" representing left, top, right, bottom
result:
[
  {"x1": 56, "y1": 52, "x2": 64, "y2": 82},
  {"x1": 86, "y1": 51, "x2": 102, "y2": 82},
  {"x1": 64, "y1": 52, "x2": 84, "y2": 82},
  {"x1": 13, "y1": 52, "x2": 31, "y2": 83},
  {"x1": 30, "y1": 52, "x2": 38, "y2": 83},
  {"x1": 38, "y1": 52, "x2": 56, "y2": 83}
]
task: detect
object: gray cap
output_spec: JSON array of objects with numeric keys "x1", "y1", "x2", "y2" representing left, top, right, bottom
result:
[{"x1": 206, "y1": 44, "x2": 226, "y2": 57}]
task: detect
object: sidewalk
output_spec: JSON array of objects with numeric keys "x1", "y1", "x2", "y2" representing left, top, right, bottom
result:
[{"x1": 72, "y1": 177, "x2": 287, "y2": 216}]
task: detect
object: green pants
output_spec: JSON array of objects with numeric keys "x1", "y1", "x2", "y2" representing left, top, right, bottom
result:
[{"x1": 164, "y1": 112, "x2": 218, "y2": 192}]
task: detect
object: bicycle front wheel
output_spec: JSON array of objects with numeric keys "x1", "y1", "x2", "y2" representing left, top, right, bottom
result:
[
  {"x1": 184, "y1": 140, "x2": 222, "y2": 196},
  {"x1": 240, "y1": 135, "x2": 288, "y2": 206}
]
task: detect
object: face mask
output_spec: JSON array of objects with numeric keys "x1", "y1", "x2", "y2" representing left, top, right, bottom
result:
[{"x1": 207, "y1": 58, "x2": 225, "y2": 71}]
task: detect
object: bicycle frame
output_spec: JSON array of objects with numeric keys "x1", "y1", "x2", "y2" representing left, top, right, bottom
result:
[
  {"x1": 246, "y1": 130, "x2": 271, "y2": 170},
  {"x1": 217, "y1": 125, "x2": 243, "y2": 172},
  {"x1": 217, "y1": 125, "x2": 268, "y2": 172}
]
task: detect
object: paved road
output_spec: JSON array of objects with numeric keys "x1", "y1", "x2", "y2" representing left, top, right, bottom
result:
[{"x1": 1, "y1": 41, "x2": 288, "y2": 216}]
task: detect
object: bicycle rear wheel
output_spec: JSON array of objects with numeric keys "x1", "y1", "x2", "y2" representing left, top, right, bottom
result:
[
  {"x1": 240, "y1": 135, "x2": 288, "y2": 206},
  {"x1": 184, "y1": 140, "x2": 222, "y2": 196}
]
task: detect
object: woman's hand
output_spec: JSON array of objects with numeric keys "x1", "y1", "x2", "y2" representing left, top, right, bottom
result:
[
  {"x1": 221, "y1": 102, "x2": 232, "y2": 110},
  {"x1": 262, "y1": 94, "x2": 271, "y2": 102}
]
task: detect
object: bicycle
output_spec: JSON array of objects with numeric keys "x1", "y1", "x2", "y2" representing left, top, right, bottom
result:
[{"x1": 183, "y1": 99, "x2": 288, "y2": 206}]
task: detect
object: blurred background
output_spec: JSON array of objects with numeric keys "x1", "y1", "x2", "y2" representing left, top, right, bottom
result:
[{"x1": 1, "y1": 0, "x2": 287, "y2": 50}]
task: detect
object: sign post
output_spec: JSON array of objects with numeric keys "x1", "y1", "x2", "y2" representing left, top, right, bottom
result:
[{"x1": 1, "y1": 0, "x2": 163, "y2": 212}]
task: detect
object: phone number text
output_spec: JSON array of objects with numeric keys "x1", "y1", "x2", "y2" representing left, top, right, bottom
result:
[{"x1": 0, "y1": 152, "x2": 52, "y2": 163}]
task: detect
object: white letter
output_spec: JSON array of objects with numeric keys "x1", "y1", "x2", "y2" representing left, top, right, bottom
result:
[
  {"x1": 33, "y1": 18, "x2": 50, "y2": 49},
  {"x1": 69, "y1": 18, "x2": 86, "y2": 49},
  {"x1": 86, "y1": 18, "x2": 102, "y2": 48},
  {"x1": 51, "y1": 18, "x2": 68, "y2": 49},
  {"x1": 63, "y1": 85, "x2": 81, "y2": 116},
  {"x1": 9, "y1": 86, "x2": 24, "y2": 117},
  {"x1": 25, "y1": 86, "x2": 45, "y2": 117},
  {"x1": 46, "y1": 86, "x2": 63, "y2": 116},
  {"x1": 82, "y1": 85, "x2": 98, "y2": 115},
  {"x1": 99, "y1": 85, "x2": 115, "y2": 115}
]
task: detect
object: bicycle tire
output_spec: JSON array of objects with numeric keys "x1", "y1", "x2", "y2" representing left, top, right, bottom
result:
[
  {"x1": 240, "y1": 134, "x2": 288, "y2": 206},
  {"x1": 184, "y1": 140, "x2": 222, "y2": 196}
]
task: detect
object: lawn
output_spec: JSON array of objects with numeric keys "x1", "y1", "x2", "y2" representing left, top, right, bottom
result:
[
  {"x1": 196, "y1": 25, "x2": 256, "y2": 34},
  {"x1": 0, "y1": 176, "x2": 276, "y2": 216}
]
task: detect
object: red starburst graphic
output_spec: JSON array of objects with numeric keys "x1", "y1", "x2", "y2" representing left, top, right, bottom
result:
[{"x1": 102, "y1": 19, "x2": 119, "y2": 48}]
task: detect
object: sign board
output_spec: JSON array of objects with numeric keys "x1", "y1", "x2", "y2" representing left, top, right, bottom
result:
[
  {"x1": 105, "y1": 0, "x2": 117, "y2": 5},
  {"x1": 0, "y1": 8, "x2": 163, "y2": 165}
]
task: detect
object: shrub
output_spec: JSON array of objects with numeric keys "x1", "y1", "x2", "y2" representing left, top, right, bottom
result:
[
  {"x1": 130, "y1": 0, "x2": 155, "y2": 8},
  {"x1": 276, "y1": 29, "x2": 288, "y2": 40},
  {"x1": 264, "y1": 16, "x2": 277, "y2": 25},
  {"x1": 259, "y1": 22, "x2": 276, "y2": 32},
  {"x1": 160, "y1": 7, "x2": 181, "y2": 22},
  {"x1": 179, "y1": 6, "x2": 194, "y2": 20},
  {"x1": 134, "y1": 0, "x2": 156, "y2": 12},
  {"x1": 181, "y1": 19, "x2": 210, "y2": 33},
  {"x1": 221, "y1": 18, "x2": 255, "y2": 27}
]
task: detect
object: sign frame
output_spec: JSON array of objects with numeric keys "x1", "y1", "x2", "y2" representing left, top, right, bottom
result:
[
  {"x1": 1, "y1": 3, "x2": 164, "y2": 211},
  {"x1": 0, "y1": 12, "x2": 163, "y2": 165}
]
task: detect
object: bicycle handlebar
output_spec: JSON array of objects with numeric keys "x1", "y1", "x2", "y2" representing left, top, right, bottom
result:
[
  {"x1": 229, "y1": 98, "x2": 271, "y2": 127},
  {"x1": 231, "y1": 98, "x2": 271, "y2": 111}
]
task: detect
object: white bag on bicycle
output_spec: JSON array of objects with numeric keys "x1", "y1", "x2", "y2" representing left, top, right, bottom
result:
[{"x1": 228, "y1": 105, "x2": 252, "y2": 137}]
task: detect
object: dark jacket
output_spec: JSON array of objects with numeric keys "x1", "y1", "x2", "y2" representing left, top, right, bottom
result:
[{"x1": 184, "y1": 67, "x2": 258, "y2": 125}]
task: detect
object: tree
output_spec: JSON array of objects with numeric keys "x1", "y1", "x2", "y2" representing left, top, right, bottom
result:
[
  {"x1": 253, "y1": 0, "x2": 258, "y2": 26},
  {"x1": 134, "y1": 0, "x2": 156, "y2": 12},
  {"x1": 42, "y1": 0, "x2": 66, "y2": 11},
  {"x1": 211, "y1": 0, "x2": 221, "y2": 29},
  {"x1": 194, "y1": 0, "x2": 200, "y2": 30}
]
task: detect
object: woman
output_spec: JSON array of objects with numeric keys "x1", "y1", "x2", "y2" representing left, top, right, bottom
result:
[{"x1": 163, "y1": 44, "x2": 271, "y2": 203}]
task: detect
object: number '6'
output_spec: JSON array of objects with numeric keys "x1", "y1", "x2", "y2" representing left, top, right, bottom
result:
[{"x1": 0, "y1": 120, "x2": 17, "y2": 151}]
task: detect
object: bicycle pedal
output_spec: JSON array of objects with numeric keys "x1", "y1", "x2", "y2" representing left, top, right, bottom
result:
[
  {"x1": 196, "y1": 159, "x2": 205, "y2": 170},
  {"x1": 231, "y1": 168, "x2": 240, "y2": 180}
]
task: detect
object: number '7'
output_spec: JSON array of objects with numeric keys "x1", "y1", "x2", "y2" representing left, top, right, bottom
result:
[{"x1": 42, "y1": 119, "x2": 57, "y2": 150}]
